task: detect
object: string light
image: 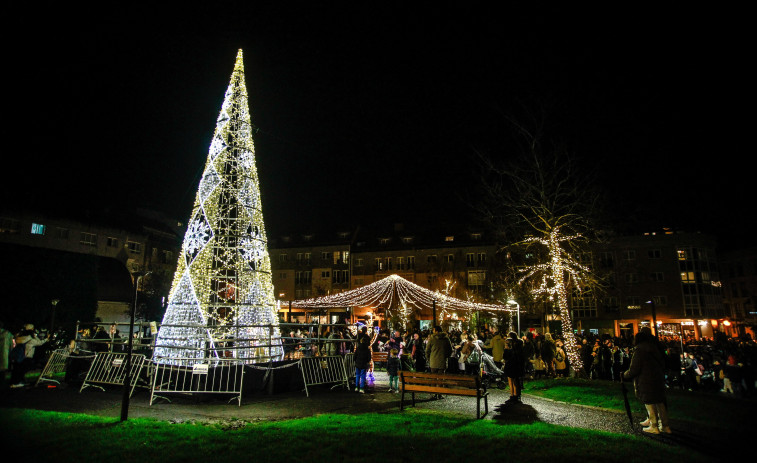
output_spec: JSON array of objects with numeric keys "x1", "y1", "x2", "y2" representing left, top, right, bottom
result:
[
  {"x1": 289, "y1": 274, "x2": 514, "y2": 316},
  {"x1": 155, "y1": 49, "x2": 283, "y2": 366},
  {"x1": 518, "y1": 226, "x2": 586, "y2": 372}
]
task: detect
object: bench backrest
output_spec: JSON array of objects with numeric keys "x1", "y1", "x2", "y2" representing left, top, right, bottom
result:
[
  {"x1": 400, "y1": 371, "x2": 481, "y2": 395},
  {"x1": 372, "y1": 351, "x2": 388, "y2": 362}
]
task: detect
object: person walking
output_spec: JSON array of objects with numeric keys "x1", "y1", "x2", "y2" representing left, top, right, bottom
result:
[
  {"x1": 425, "y1": 325, "x2": 452, "y2": 399},
  {"x1": 622, "y1": 327, "x2": 671, "y2": 434}
]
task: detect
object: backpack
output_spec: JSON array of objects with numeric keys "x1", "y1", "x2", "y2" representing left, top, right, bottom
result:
[
  {"x1": 555, "y1": 349, "x2": 564, "y2": 363},
  {"x1": 10, "y1": 343, "x2": 26, "y2": 364},
  {"x1": 467, "y1": 349, "x2": 480, "y2": 364}
]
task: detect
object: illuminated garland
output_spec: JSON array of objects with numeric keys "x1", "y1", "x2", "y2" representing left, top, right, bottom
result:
[
  {"x1": 155, "y1": 49, "x2": 283, "y2": 366},
  {"x1": 289, "y1": 274, "x2": 514, "y2": 318},
  {"x1": 518, "y1": 227, "x2": 586, "y2": 372}
]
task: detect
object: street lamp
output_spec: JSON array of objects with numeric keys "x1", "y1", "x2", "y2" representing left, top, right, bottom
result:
[
  {"x1": 121, "y1": 270, "x2": 150, "y2": 422},
  {"x1": 507, "y1": 300, "x2": 520, "y2": 336},
  {"x1": 50, "y1": 299, "x2": 60, "y2": 336}
]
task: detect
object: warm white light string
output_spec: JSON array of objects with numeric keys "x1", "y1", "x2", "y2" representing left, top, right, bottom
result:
[
  {"x1": 288, "y1": 274, "x2": 514, "y2": 314},
  {"x1": 155, "y1": 49, "x2": 283, "y2": 366}
]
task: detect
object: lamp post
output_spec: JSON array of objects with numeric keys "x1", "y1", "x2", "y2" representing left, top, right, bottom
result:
[
  {"x1": 121, "y1": 270, "x2": 149, "y2": 422},
  {"x1": 50, "y1": 299, "x2": 60, "y2": 336},
  {"x1": 508, "y1": 300, "x2": 520, "y2": 336}
]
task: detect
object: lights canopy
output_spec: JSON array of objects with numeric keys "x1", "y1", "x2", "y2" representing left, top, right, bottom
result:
[
  {"x1": 155, "y1": 49, "x2": 283, "y2": 365},
  {"x1": 290, "y1": 274, "x2": 514, "y2": 323}
]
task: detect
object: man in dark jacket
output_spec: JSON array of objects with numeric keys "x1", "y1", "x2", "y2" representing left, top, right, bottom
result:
[{"x1": 425, "y1": 326, "x2": 452, "y2": 399}]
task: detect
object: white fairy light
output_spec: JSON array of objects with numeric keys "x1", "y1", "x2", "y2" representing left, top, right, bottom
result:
[{"x1": 155, "y1": 49, "x2": 283, "y2": 366}]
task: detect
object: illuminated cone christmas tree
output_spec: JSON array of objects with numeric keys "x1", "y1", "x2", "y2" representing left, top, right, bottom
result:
[{"x1": 155, "y1": 49, "x2": 283, "y2": 365}]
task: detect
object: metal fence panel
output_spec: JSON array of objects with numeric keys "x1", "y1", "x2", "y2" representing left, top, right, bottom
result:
[
  {"x1": 79, "y1": 352, "x2": 147, "y2": 397},
  {"x1": 299, "y1": 355, "x2": 348, "y2": 397},
  {"x1": 150, "y1": 357, "x2": 245, "y2": 406},
  {"x1": 35, "y1": 349, "x2": 71, "y2": 386}
]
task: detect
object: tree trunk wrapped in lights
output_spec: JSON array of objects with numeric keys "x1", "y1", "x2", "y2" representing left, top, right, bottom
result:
[
  {"x1": 154, "y1": 49, "x2": 283, "y2": 365},
  {"x1": 478, "y1": 119, "x2": 603, "y2": 376}
]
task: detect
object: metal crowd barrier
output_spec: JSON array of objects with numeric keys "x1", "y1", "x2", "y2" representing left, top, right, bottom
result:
[
  {"x1": 299, "y1": 355, "x2": 348, "y2": 397},
  {"x1": 343, "y1": 352, "x2": 355, "y2": 380},
  {"x1": 35, "y1": 348, "x2": 71, "y2": 387},
  {"x1": 79, "y1": 352, "x2": 148, "y2": 397},
  {"x1": 150, "y1": 357, "x2": 245, "y2": 406}
]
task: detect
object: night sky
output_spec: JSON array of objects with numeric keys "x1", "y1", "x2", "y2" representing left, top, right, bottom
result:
[{"x1": 4, "y1": 3, "x2": 751, "y2": 247}]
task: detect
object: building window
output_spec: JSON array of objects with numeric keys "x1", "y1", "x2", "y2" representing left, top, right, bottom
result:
[
  {"x1": 321, "y1": 271, "x2": 330, "y2": 278},
  {"x1": 445, "y1": 254, "x2": 454, "y2": 263},
  {"x1": 600, "y1": 252, "x2": 614, "y2": 267},
  {"x1": 80, "y1": 232, "x2": 97, "y2": 246},
  {"x1": 626, "y1": 296, "x2": 642, "y2": 310},
  {"x1": 296, "y1": 253, "x2": 303, "y2": 264},
  {"x1": 127, "y1": 241, "x2": 142, "y2": 254},
  {"x1": 107, "y1": 237, "x2": 119, "y2": 248},
  {"x1": 161, "y1": 250, "x2": 174, "y2": 264},
  {"x1": 56, "y1": 228, "x2": 69, "y2": 239},
  {"x1": 379, "y1": 238, "x2": 391, "y2": 245},
  {"x1": 648, "y1": 249, "x2": 661, "y2": 259},
  {"x1": 652, "y1": 296, "x2": 668, "y2": 306},
  {"x1": 468, "y1": 270, "x2": 486, "y2": 288},
  {"x1": 625, "y1": 273, "x2": 639, "y2": 284},
  {"x1": 279, "y1": 273, "x2": 287, "y2": 279},
  {"x1": 0, "y1": 217, "x2": 20, "y2": 234},
  {"x1": 466, "y1": 253, "x2": 475, "y2": 267},
  {"x1": 650, "y1": 272, "x2": 665, "y2": 282},
  {"x1": 279, "y1": 253, "x2": 288, "y2": 263},
  {"x1": 427, "y1": 255, "x2": 438, "y2": 265},
  {"x1": 624, "y1": 250, "x2": 636, "y2": 261},
  {"x1": 355, "y1": 258, "x2": 364, "y2": 267},
  {"x1": 478, "y1": 252, "x2": 487, "y2": 265},
  {"x1": 397, "y1": 257, "x2": 405, "y2": 270},
  {"x1": 31, "y1": 223, "x2": 46, "y2": 235},
  {"x1": 571, "y1": 294, "x2": 597, "y2": 318},
  {"x1": 386, "y1": 257, "x2": 393, "y2": 270},
  {"x1": 375, "y1": 258, "x2": 384, "y2": 271},
  {"x1": 304, "y1": 253, "x2": 311, "y2": 265},
  {"x1": 321, "y1": 252, "x2": 330, "y2": 261},
  {"x1": 445, "y1": 236, "x2": 455, "y2": 242},
  {"x1": 402, "y1": 237, "x2": 413, "y2": 244},
  {"x1": 407, "y1": 256, "x2": 415, "y2": 270},
  {"x1": 470, "y1": 233, "x2": 482, "y2": 240}
]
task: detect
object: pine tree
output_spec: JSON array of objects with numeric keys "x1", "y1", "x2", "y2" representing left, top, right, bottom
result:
[{"x1": 154, "y1": 50, "x2": 282, "y2": 365}]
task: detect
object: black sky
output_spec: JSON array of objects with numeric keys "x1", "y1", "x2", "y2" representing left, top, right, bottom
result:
[{"x1": 4, "y1": 3, "x2": 752, "y2": 246}]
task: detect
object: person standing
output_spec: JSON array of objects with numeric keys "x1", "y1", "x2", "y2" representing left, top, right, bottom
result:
[
  {"x1": 622, "y1": 327, "x2": 671, "y2": 434},
  {"x1": 386, "y1": 348, "x2": 400, "y2": 393},
  {"x1": 425, "y1": 325, "x2": 452, "y2": 399},
  {"x1": 354, "y1": 336, "x2": 372, "y2": 393},
  {"x1": 487, "y1": 329, "x2": 506, "y2": 367},
  {"x1": 503, "y1": 332, "x2": 525, "y2": 403},
  {"x1": 410, "y1": 331, "x2": 426, "y2": 372},
  {"x1": 541, "y1": 333, "x2": 557, "y2": 377},
  {"x1": 10, "y1": 324, "x2": 49, "y2": 388}
]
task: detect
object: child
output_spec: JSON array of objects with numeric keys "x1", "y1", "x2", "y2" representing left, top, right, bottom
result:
[{"x1": 387, "y1": 348, "x2": 400, "y2": 393}]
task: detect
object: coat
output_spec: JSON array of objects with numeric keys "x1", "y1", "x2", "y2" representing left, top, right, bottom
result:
[
  {"x1": 354, "y1": 341, "x2": 373, "y2": 370},
  {"x1": 622, "y1": 340, "x2": 666, "y2": 404},
  {"x1": 488, "y1": 334, "x2": 506, "y2": 363},
  {"x1": 425, "y1": 332, "x2": 452, "y2": 370},
  {"x1": 503, "y1": 339, "x2": 525, "y2": 378}
]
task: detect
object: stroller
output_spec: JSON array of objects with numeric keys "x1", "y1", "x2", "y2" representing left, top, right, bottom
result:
[{"x1": 480, "y1": 352, "x2": 508, "y2": 389}]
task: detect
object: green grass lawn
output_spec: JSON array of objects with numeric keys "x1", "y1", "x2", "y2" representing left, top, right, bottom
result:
[
  {"x1": 522, "y1": 377, "x2": 753, "y2": 432},
  {"x1": 0, "y1": 408, "x2": 704, "y2": 463}
]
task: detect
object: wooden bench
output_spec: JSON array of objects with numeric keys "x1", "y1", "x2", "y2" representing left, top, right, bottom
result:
[
  {"x1": 371, "y1": 351, "x2": 389, "y2": 369},
  {"x1": 399, "y1": 371, "x2": 489, "y2": 419}
]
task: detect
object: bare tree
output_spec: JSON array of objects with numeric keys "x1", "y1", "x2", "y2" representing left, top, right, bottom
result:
[{"x1": 477, "y1": 116, "x2": 603, "y2": 375}]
